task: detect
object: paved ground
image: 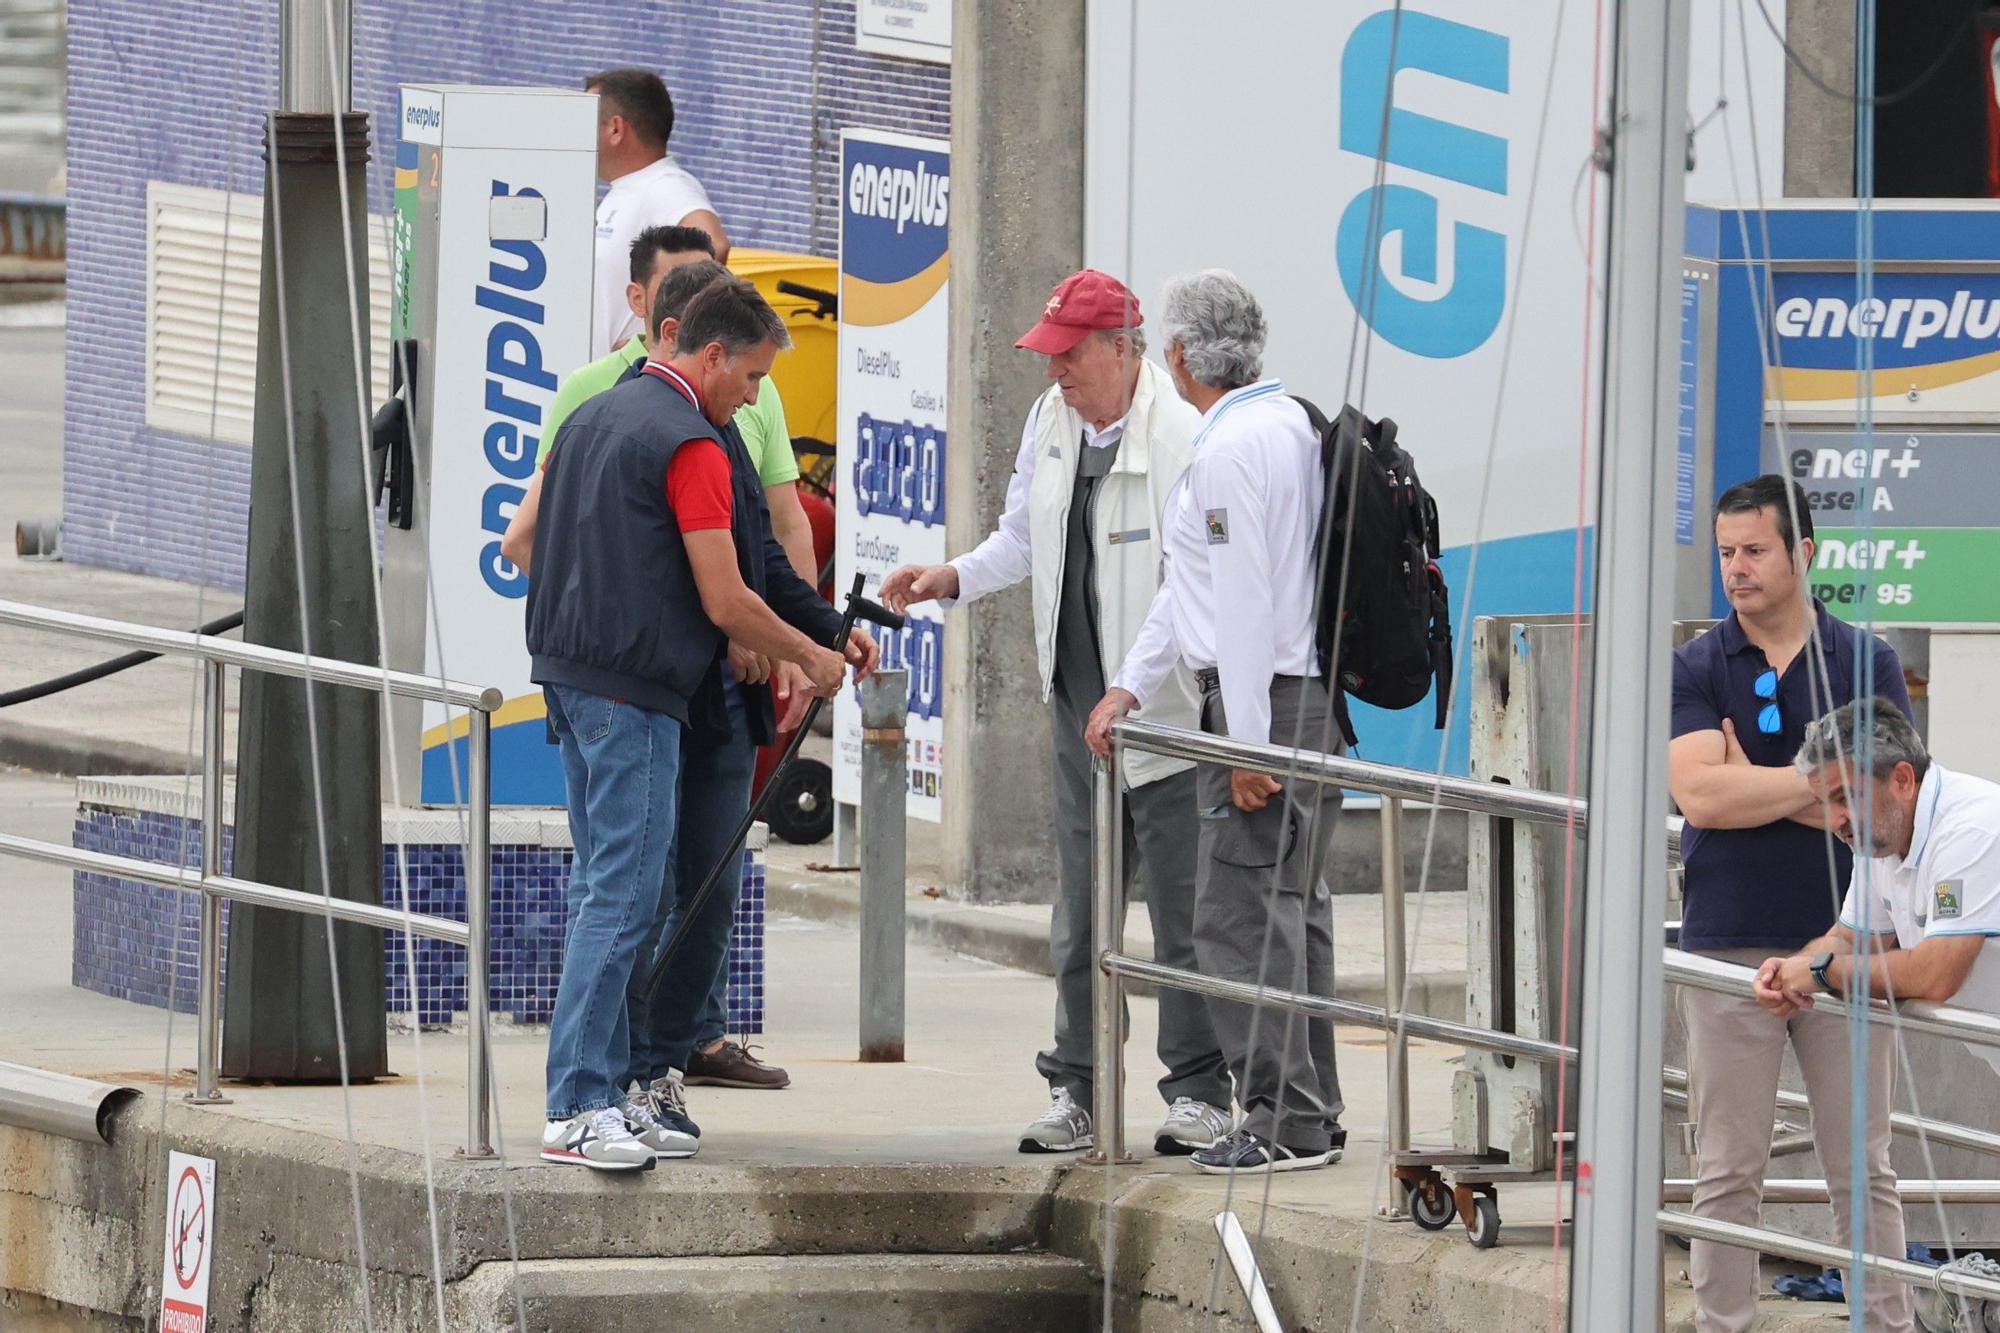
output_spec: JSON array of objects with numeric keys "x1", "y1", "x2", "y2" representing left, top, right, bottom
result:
[{"x1": 0, "y1": 766, "x2": 1848, "y2": 1327}]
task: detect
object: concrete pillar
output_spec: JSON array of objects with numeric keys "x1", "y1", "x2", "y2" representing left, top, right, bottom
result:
[
  {"x1": 942, "y1": 0, "x2": 1085, "y2": 903},
  {"x1": 1782, "y1": 0, "x2": 1854, "y2": 196}
]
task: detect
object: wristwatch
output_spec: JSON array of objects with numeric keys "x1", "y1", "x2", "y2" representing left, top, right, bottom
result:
[{"x1": 1809, "y1": 950, "x2": 1840, "y2": 996}]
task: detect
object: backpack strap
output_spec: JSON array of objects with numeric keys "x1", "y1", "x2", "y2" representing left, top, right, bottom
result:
[
  {"x1": 1331, "y1": 688, "x2": 1359, "y2": 751},
  {"x1": 1290, "y1": 394, "x2": 1332, "y2": 439}
]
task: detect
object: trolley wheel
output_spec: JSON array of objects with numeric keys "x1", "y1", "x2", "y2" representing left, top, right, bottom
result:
[
  {"x1": 1407, "y1": 1176, "x2": 1456, "y2": 1231},
  {"x1": 1465, "y1": 1193, "x2": 1501, "y2": 1250},
  {"x1": 767, "y1": 758, "x2": 834, "y2": 844}
]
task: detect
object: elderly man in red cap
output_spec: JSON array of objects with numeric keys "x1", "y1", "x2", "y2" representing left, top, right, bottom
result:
[{"x1": 880, "y1": 270, "x2": 1229, "y2": 1155}]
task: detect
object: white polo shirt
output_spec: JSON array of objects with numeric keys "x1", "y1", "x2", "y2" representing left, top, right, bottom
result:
[
  {"x1": 1114, "y1": 378, "x2": 1322, "y2": 747},
  {"x1": 592, "y1": 154, "x2": 715, "y2": 357},
  {"x1": 1839, "y1": 763, "x2": 2000, "y2": 1072}
]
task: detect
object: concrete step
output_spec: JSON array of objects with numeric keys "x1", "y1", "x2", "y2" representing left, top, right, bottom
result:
[{"x1": 450, "y1": 1253, "x2": 1094, "y2": 1332}]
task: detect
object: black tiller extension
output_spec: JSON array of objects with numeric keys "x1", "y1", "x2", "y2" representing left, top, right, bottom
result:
[{"x1": 641, "y1": 574, "x2": 904, "y2": 1005}]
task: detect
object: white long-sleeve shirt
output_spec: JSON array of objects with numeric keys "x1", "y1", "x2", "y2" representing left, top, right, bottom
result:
[
  {"x1": 947, "y1": 399, "x2": 1126, "y2": 604},
  {"x1": 1115, "y1": 379, "x2": 1322, "y2": 748}
]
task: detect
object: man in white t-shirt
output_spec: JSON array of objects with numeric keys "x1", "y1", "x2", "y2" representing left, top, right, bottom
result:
[
  {"x1": 1758, "y1": 698, "x2": 2000, "y2": 1073},
  {"x1": 586, "y1": 68, "x2": 730, "y2": 357}
]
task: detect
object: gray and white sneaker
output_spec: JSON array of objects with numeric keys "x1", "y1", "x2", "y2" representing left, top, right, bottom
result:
[
  {"x1": 1154, "y1": 1097, "x2": 1232, "y2": 1156},
  {"x1": 540, "y1": 1106, "x2": 656, "y2": 1171},
  {"x1": 620, "y1": 1092, "x2": 698, "y2": 1159},
  {"x1": 1019, "y1": 1087, "x2": 1094, "y2": 1153}
]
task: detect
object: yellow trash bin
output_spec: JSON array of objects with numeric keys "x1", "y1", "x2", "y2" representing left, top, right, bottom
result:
[{"x1": 728, "y1": 248, "x2": 839, "y2": 455}]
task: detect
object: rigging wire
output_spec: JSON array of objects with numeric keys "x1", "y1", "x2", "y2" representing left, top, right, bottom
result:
[
  {"x1": 1198, "y1": 6, "x2": 1412, "y2": 1319},
  {"x1": 263, "y1": 106, "x2": 380, "y2": 1330},
  {"x1": 153, "y1": 0, "x2": 254, "y2": 1259},
  {"x1": 1704, "y1": 3, "x2": 1972, "y2": 1321},
  {"x1": 321, "y1": 10, "x2": 452, "y2": 1327},
  {"x1": 341, "y1": 9, "x2": 532, "y2": 1325}
]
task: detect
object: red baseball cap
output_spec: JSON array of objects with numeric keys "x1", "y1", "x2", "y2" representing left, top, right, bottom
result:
[{"x1": 1015, "y1": 269, "x2": 1143, "y2": 355}]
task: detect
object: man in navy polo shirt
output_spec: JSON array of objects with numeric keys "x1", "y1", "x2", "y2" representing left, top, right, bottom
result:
[{"x1": 1668, "y1": 475, "x2": 1914, "y2": 1333}]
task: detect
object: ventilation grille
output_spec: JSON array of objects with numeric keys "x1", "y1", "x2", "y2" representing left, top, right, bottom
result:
[{"x1": 145, "y1": 182, "x2": 391, "y2": 445}]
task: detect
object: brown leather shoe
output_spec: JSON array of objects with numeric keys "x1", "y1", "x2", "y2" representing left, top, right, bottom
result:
[{"x1": 684, "y1": 1039, "x2": 791, "y2": 1089}]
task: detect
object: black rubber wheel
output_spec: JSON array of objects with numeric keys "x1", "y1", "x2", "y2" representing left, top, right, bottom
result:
[
  {"x1": 767, "y1": 758, "x2": 834, "y2": 844},
  {"x1": 1466, "y1": 1194, "x2": 1501, "y2": 1250},
  {"x1": 1407, "y1": 1179, "x2": 1455, "y2": 1231}
]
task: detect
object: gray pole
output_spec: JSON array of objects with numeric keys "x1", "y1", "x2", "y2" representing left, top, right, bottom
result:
[
  {"x1": 1569, "y1": 0, "x2": 1690, "y2": 1322},
  {"x1": 224, "y1": 3, "x2": 386, "y2": 1081},
  {"x1": 859, "y1": 670, "x2": 909, "y2": 1063},
  {"x1": 280, "y1": 0, "x2": 351, "y2": 115}
]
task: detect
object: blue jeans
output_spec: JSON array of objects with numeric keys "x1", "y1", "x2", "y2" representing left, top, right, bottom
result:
[
  {"x1": 626, "y1": 711, "x2": 757, "y2": 1084},
  {"x1": 544, "y1": 684, "x2": 683, "y2": 1120},
  {"x1": 624, "y1": 676, "x2": 756, "y2": 1080}
]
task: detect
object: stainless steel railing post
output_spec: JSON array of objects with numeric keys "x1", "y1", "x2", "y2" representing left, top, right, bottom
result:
[
  {"x1": 189, "y1": 659, "x2": 230, "y2": 1105},
  {"x1": 1087, "y1": 749, "x2": 1130, "y2": 1164},
  {"x1": 463, "y1": 709, "x2": 495, "y2": 1158},
  {"x1": 1379, "y1": 795, "x2": 1410, "y2": 1212}
]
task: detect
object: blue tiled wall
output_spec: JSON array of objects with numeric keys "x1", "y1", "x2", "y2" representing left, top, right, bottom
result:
[
  {"x1": 64, "y1": 0, "x2": 950, "y2": 585},
  {"x1": 72, "y1": 804, "x2": 766, "y2": 1032}
]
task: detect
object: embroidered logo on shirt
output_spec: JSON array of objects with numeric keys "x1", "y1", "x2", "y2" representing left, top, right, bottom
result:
[
  {"x1": 1204, "y1": 509, "x2": 1229, "y2": 544},
  {"x1": 1936, "y1": 879, "x2": 1964, "y2": 920}
]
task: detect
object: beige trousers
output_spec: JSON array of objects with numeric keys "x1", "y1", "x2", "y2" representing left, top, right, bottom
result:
[{"x1": 1679, "y1": 948, "x2": 1912, "y2": 1333}]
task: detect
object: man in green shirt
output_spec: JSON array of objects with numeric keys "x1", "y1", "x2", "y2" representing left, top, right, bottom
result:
[
  {"x1": 505, "y1": 224, "x2": 817, "y2": 583},
  {"x1": 503, "y1": 229, "x2": 808, "y2": 1095}
]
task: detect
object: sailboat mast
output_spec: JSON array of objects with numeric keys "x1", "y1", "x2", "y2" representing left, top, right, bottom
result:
[{"x1": 1568, "y1": 0, "x2": 1691, "y2": 1323}]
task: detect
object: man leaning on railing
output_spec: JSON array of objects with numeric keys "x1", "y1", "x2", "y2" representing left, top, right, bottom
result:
[{"x1": 1759, "y1": 698, "x2": 2000, "y2": 1050}]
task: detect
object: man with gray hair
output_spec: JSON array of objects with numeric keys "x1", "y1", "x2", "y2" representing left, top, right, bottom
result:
[
  {"x1": 879, "y1": 269, "x2": 1231, "y2": 1158},
  {"x1": 1759, "y1": 699, "x2": 2000, "y2": 1046},
  {"x1": 1090, "y1": 268, "x2": 1346, "y2": 1174}
]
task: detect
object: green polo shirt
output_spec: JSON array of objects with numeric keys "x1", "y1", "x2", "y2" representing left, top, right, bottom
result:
[{"x1": 536, "y1": 337, "x2": 798, "y2": 487}]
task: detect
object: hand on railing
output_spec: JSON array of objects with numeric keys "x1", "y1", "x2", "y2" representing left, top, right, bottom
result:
[{"x1": 1085, "y1": 688, "x2": 1137, "y2": 759}]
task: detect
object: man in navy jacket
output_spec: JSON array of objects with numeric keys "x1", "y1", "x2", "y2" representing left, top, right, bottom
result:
[{"x1": 526, "y1": 274, "x2": 876, "y2": 1170}]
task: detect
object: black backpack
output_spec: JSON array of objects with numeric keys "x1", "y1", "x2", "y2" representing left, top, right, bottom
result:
[{"x1": 1292, "y1": 398, "x2": 1453, "y2": 750}]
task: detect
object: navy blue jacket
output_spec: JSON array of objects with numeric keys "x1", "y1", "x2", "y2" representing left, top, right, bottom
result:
[{"x1": 525, "y1": 368, "x2": 839, "y2": 742}]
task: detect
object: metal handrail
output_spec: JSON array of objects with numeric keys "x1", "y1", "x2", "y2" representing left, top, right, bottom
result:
[
  {"x1": 1091, "y1": 716, "x2": 2000, "y2": 1291},
  {"x1": 0, "y1": 599, "x2": 498, "y2": 1157},
  {"x1": 0, "y1": 599, "x2": 503, "y2": 711}
]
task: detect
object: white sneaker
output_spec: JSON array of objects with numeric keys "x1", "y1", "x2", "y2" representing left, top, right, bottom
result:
[
  {"x1": 621, "y1": 1092, "x2": 698, "y2": 1159},
  {"x1": 1154, "y1": 1097, "x2": 1232, "y2": 1156},
  {"x1": 540, "y1": 1106, "x2": 657, "y2": 1171},
  {"x1": 1019, "y1": 1087, "x2": 1094, "y2": 1153}
]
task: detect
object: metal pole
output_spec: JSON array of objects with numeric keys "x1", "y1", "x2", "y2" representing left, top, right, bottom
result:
[
  {"x1": 190, "y1": 660, "x2": 230, "y2": 1105},
  {"x1": 858, "y1": 670, "x2": 908, "y2": 1063},
  {"x1": 1659, "y1": 1211, "x2": 2000, "y2": 1304},
  {"x1": 1379, "y1": 796, "x2": 1409, "y2": 1216},
  {"x1": 1664, "y1": 1179, "x2": 2000, "y2": 1205},
  {"x1": 280, "y1": 0, "x2": 351, "y2": 114},
  {"x1": 1087, "y1": 746, "x2": 1132, "y2": 1165},
  {"x1": 832, "y1": 801, "x2": 859, "y2": 869},
  {"x1": 463, "y1": 710, "x2": 494, "y2": 1157},
  {"x1": 1571, "y1": 0, "x2": 1690, "y2": 1319}
]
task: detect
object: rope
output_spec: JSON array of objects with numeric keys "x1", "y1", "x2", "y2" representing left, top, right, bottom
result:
[
  {"x1": 263, "y1": 105, "x2": 378, "y2": 1330},
  {"x1": 321, "y1": 16, "x2": 452, "y2": 1327}
]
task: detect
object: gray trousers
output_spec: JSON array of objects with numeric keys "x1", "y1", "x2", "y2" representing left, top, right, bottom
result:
[
  {"x1": 1193, "y1": 675, "x2": 1345, "y2": 1152},
  {"x1": 1039, "y1": 670, "x2": 1231, "y2": 1110}
]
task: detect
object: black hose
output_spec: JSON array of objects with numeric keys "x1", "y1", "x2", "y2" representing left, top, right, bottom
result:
[
  {"x1": 0, "y1": 610, "x2": 246, "y2": 708},
  {"x1": 642, "y1": 575, "x2": 902, "y2": 1006}
]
